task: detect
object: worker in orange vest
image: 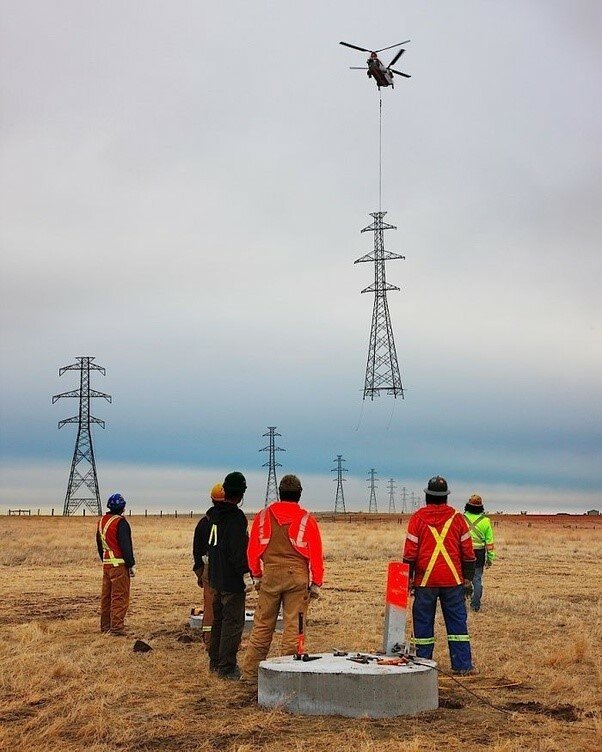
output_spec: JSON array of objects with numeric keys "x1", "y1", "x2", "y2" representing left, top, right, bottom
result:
[
  {"x1": 192, "y1": 483, "x2": 225, "y2": 646},
  {"x1": 403, "y1": 476, "x2": 477, "y2": 674},
  {"x1": 96, "y1": 493, "x2": 136, "y2": 636},
  {"x1": 242, "y1": 474, "x2": 324, "y2": 681}
]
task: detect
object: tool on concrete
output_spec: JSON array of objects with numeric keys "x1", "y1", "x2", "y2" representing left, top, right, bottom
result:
[{"x1": 293, "y1": 612, "x2": 322, "y2": 662}]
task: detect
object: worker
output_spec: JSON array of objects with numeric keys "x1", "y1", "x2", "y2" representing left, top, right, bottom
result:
[
  {"x1": 242, "y1": 474, "x2": 324, "y2": 681},
  {"x1": 464, "y1": 494, "x2": 495, "y2": 612},
  {"x1": 192, "y1": 483, "x2": 225, "y2": 646},
  {"x1": 206, "y1": 471, "x2": 250, "y2": 680},
  {"x1": 96, "y1": 492, "x2": 136, "y2": 636},
  {"x1": 403, "y1": 476, "x2": 477, "y2": 675}
]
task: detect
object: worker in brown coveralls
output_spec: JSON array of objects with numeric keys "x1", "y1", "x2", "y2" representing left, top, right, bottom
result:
[
  {"x1": 192, "y1": 483, "x2": 225, "y2": 646},
  {"x1": 96, "y1": 493, "x2": 136, "y2": 636},
  {"x1": 242, "y1": 474, "x2": 324, "y2": 681}
]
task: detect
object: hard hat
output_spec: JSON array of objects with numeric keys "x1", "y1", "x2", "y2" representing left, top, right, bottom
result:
[
  {"x1": 469, "y1": 494, "x2": 483, "y2": 506},
  {"x1": 424, "y1": 476, "x2": 450, "y2": 497},
  {"x1": 210, "y1": 483, "x2": 225, "y2": 501},
  {"x1": 107, "y1": 493, "x2": 126, "y2": 512},
  {"x1": 223, "y1": 471, "x2": 247, "y2": 496}
]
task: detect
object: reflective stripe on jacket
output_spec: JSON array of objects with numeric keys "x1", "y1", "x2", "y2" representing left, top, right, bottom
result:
[
  {"x1": 403, "y1": 504, "x2": 475, "y2": 587},
  {"x1": 247, "y1": 502, "x2": 324, "y2": 586},
  {"x1": 464, "y1": 511, "x2": 496, "y2": 562},
  {"x1": 98, "y1": 514, "x2": 125, "y2": 566}
]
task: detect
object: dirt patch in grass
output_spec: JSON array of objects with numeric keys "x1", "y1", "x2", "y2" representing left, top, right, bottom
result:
[{"x1": 505, "y1": 701, "x2": 581, "y2": 722}]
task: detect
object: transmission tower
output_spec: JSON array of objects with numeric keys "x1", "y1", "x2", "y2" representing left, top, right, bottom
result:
[
  {"x1": 401, "y1": 486, "x2": 408, "y2": 513},
  {"x1": 366, "y1": 469, "x2": 378, "y2": 513},
  {"x1": 260, "y1": 427, "x2": 285, "y2": 507},
  {"x1": 52, "y1": 357, "x2": 111, "y2": 516},
  {"x1": 355, "y1": 211, "x2": 405, "y2": 399},
  {"x1": 387, "y1": 478, "x2": 397, "y2": 513},
  {"x1": 332, "y1": 455, "x2": 348, "y2": 514},
  {"x1": 410, "y1": 490, "x2": 417, "y2": 511}
]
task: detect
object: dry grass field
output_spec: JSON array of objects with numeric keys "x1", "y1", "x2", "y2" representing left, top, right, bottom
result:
[{"x1": 0, "y1": 514, "x2": 600, "y2": 752}]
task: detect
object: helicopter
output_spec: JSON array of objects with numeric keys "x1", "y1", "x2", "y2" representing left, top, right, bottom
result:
[{"x1": 339, "y1": 40, "x2": 411, "y2": 89}]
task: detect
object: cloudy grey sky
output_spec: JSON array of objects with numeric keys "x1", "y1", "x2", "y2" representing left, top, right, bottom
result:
[{"x1": 1, "y1": 1, "x2": 600, "y2": 513}]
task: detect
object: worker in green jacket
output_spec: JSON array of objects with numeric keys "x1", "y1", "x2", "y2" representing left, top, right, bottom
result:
[{"x1": 463, "y1": 494, "x2": 495, "y2": 612}]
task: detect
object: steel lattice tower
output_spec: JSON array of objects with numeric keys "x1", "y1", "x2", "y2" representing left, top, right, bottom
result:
[
  {"x1": 52, "y1": 357, "x2": 111, "y2": 516},
  {"x1": 387, "y1": 478, "x2": 397, "y2": 513},
  {"x1": 355, "y1": 211, "x2": 405, "y2": 399},
  {"x1": 401, "y1": 486, "x2": 408, "y2": 513},
  {"x1": 332, "y1": 455, "x2": 348, "y2": 514},
  {"x1": 366, "y1": 468, "x2": 378, "y2": 513},
  {"x1": 260, "y1": 427, "x2": 285, "y2": 507},
  {"x1": 410, "y1": 491, "x2": 417, "y2": 511}
]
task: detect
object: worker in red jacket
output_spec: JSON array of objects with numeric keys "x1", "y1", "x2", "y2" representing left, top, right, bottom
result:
[
  {"x1": 403, "y1": 476, "x2": 477, "y2": 674},
  {"x1": 242, "y1": 474, "x2": 324, "y2": 681}
]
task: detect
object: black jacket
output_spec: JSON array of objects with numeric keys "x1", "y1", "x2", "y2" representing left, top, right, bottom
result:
[
  {"x1": 192, "y1": 515, "x2": 210, "y2": 571},
  {"x1": 95, "y1": 516, "x2": 135, "y2": 568},
  {"x1": 206, "y1": 502, "x2": 249, "y2": 593}
]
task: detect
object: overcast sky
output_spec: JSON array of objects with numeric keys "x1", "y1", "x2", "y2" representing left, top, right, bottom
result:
[{"x1": 1, "y1": 1, "x2": 600, "y2": 514}]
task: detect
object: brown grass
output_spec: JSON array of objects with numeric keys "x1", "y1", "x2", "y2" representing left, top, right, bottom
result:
[{"x1": 0, "y1": 515, "x2": 600, "y2": 752}]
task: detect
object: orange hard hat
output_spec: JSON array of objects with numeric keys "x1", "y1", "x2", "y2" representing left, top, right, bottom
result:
[{"x1": 210, "y1": 483, "x2": 225, "y2": 501}]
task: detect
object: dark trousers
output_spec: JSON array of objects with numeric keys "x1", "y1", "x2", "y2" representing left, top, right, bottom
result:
[
  {"x1": 208, "y1": 591, "x2": 245, "y2": 674},
  {"x1": 413, "y1": 585, "x2": 472, "y2": 671}
]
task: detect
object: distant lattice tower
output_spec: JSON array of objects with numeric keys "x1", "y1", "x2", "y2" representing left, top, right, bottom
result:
[
  {"x1": 387, "y1": 478, "x2": 397, "y2": 513},
  {"x1": 332, "y1": 455, "x2": 348, "y2": 514},
  {"x1": 355, "y1": 212, "x2": 405, "y2": 399},
  {"x1": 260, "y1": 427, "x2": 285, "y2": 507},
  {"x1": 400, "y1": 486, "x2": 408, "y2": 514},
  {"x1": 366, "y1": 469, "x2": 378, "y2": 513},
  {"x1": 410, "y1": 491, "x2": 417, "y2": 511},
  {"x1": 52, "y1": 357, "x2": 111, "y2": 516}
]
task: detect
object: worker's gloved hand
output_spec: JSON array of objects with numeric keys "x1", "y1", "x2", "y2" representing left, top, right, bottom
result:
[
  {"x1": 309, "y1": 583, "x2": 321, "y2": 600},
  {"x1": 193, "y1": 566, "x2": 204, "y2": 587},
  {"x1": 129, "y1": 566, "x2": 136, "y2": 578},
  {"x1": 244, "y1": 575, "x2": 254, "y2": 594},
  {"x1": 408, "y1": 581, "x2": 415, "y2": 596},
  {"x1": 463, "y1": 580, "x2": 473, "y2": 598},
  {"x1": 485, "y1": 559, "x2": 492, "y2": 569},
  {"x1": 252, "y1": 577, "x2": 262, "y2": 592}
]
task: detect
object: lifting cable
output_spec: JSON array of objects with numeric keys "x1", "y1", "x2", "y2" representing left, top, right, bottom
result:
[{"x1": 378, "y1": 90, "x2": 383, "y2": 212}]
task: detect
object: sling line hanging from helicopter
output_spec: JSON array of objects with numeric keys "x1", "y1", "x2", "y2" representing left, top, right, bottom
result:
[{"x1": 379, "y1": 91, "x2": 383, "y2": 212}]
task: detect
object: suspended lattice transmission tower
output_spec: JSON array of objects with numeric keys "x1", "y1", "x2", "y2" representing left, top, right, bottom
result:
[
  {"x1": 355, "y1": 212, "x2": 405, "y2": 399},
  {"x1": 332, "y1": 455, "x2": 348, "y2": 514},
  {"x1": 260, "y1": 427, "x2": 285, "y2": 507},
  {"x1": 366, "y1": 468, "x2": 378, "y2": 513},
  {"x1": 387, "y1": 478, "x2": 397, "y2": 513},
  {"x1": 52, "y1": 357, "x2": 111, "y2": 516}
]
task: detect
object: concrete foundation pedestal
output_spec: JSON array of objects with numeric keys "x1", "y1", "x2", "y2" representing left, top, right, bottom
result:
[{"x1": 258, "y1": 653, "x2": 438, "y2": 717}]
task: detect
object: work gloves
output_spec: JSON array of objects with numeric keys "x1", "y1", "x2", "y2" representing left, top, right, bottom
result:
[
  {"x1": 244, "y1": 574, "x2": 254, "y2": 594},
  {"x1": 485, "y1": 559, "x2": 492, "y2": 569},
  {"x1": 193, "y1": 565, "x2": 204, "y2": 587},
  {"x1": 129, "y1": 566, "x2": 137, "y2": 578},
  {"x1": 463, "y1": 580, "x2": 473, "y2": 598},
  {"x1": 309, "y1": 583, "x2": 321, "y2": 600}
]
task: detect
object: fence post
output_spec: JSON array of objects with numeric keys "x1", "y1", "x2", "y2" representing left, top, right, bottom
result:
[
  {"x1": 51, "y1": 508, "x2": 54, "y2": 516},
  {"x1": 145, "y1": 509, "x2": 147, "y2": 517},
  {"x1": 160, "y1": 510, "x2": 162, "y2": 518},
  {"x1": 175, "y1": 510, "x2": 178, "y2": 519},
  {"x1": 83, "y1": 509, "x2": 86, "y2": 516}
]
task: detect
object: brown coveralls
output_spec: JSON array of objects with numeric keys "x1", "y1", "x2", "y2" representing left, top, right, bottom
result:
[
  {"x1": 242, "y1": 516, "x2": 310, "y2": 678},
  {"x1": 100, "y1": 566, "x2": 130, "y2": 634},
  {"x1": 200, "y1": 563, "x2": 215, "y2": 647}
]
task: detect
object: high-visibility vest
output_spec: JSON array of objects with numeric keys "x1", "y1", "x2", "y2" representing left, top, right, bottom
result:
[
  {"x1": 98, "y1": 514, "x2": 125, "y2": 566},
  {"x1": 421, "y1": 513, "x2": 462, "y2": 586},
  {"x1": 464, "y1": 511, "x2": 495, "y2": 559}
]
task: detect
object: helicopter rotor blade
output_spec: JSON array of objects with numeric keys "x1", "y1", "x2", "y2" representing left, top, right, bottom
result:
[
  {"x1": 349, "y1": 66, "x2": 368, "y2": 70},
  {"x1": 390, "y1": 69, "x2": 411, "y2": 78},
  {"x1": 388, "y1": 48, "x2": 406, "y2": 67},
  {"x1": 375, "y1": 40, "x2": 410, "y2": 53},
  {"x1": 339, "y1": 41, "x2": 372, "y2": 53}
]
